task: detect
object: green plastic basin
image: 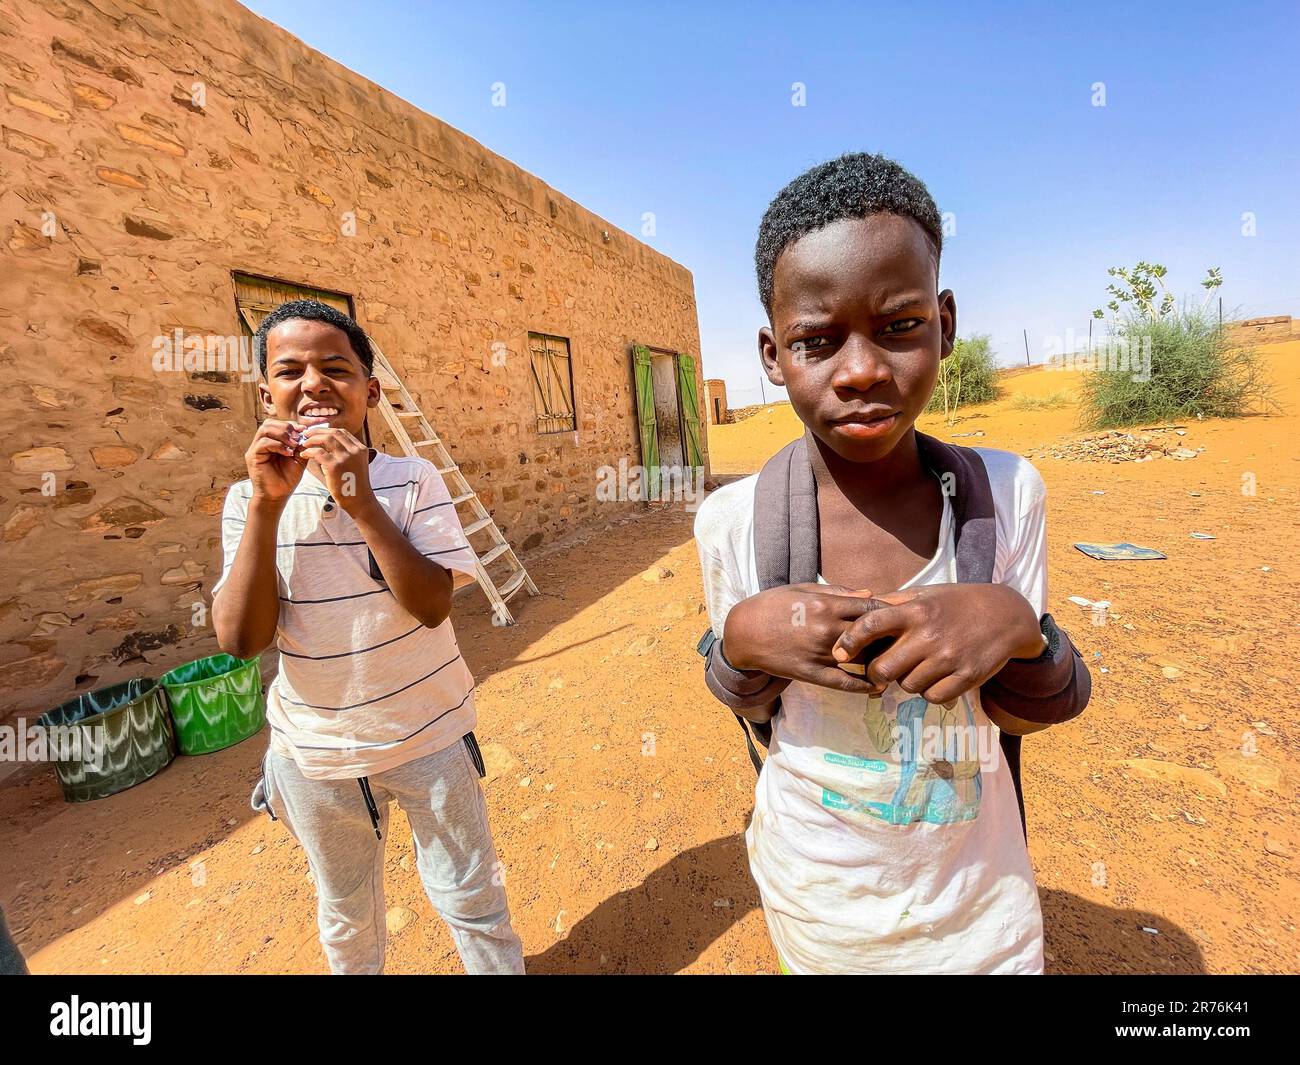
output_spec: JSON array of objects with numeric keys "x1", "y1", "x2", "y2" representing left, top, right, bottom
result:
[
  {"x1": 37, "y1": 678, "x2": 176, "y2": 802},
  {"x1": 160, "y1": 654, "x2": 265, "y2": 755}
]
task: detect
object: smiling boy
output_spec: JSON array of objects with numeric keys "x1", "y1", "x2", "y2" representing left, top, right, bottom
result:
[
  {"x1": 212, "y1": 299, "x2": 523, "y2": 975},
  {"x1": 695, "y1": 154, "x2": 1088, "y2": 974}
]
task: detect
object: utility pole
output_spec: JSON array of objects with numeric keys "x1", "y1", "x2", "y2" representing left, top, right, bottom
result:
[
  {"x1": 1023, "y1": 329, "x2": 1030, "y2": 368},
  {"x1": 759, "y1": 375, "x2": 766, "y2": 405}
]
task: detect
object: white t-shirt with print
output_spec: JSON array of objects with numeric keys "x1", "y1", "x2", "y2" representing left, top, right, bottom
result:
[{"x1": 694, "y1": 447, "x2": 1048, "y2": 974}]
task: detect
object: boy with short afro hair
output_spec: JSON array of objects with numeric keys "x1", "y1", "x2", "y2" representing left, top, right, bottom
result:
[
  {"x1": 695, "y1": 153, "x2": 1088, "y2": 974},
  {"x1": 214, "y1": 299, "x2": 523, "y2": 974}
]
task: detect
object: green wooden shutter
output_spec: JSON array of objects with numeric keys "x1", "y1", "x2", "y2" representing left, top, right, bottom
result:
[
  {"x1": 676, "y1": 353, "x2": 704, "y2": 468},
  {"x1": 632, "y1": 345, "x2": 660, "y2": 499}
]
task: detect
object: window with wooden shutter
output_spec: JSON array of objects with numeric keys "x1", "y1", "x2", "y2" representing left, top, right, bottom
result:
[{"x1": 528, "y1": 332, "x2": 576, "y2": 434}]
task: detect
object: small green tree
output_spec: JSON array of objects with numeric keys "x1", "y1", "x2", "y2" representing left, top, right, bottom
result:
[{"x1": 1093, "y1": 262, "x2": 1222, "y2": 323}]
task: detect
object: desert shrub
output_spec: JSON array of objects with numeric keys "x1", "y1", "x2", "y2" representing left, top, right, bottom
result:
[
  {"x1": 925, "y1": 334, "x2": 1001, "y2": 421},
  {"x1": 1078, "y1": 309, "x2": 1276, "y2": 429}
]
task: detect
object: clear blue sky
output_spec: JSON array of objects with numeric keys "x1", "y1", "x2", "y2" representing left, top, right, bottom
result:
[{"x1": 245, "y1": 0, "x2": 1299, "y2": 407}]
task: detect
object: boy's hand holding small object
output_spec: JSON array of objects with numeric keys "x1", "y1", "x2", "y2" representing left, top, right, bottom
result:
[
  {"x1": 296, "y1": 418, "x2": 378, "y2": 517},
  {"x1": 832, "y1": 583, "x2": 1046, "y2": 704},
  {"x1": 245, "y1": 418, "x2": 308, "y2": 504}
]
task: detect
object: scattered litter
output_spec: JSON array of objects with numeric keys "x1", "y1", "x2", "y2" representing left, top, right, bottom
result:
[
  {"x1": 1074, "y1": 542, "x2": 1167, "y2": 561},
  {"x1": 1090, "y1": 490, "x2": 1106, "y2": 495},
  {"x1": 950, "y1": 430, "x2": 985, "y2": 438},
  {"x1": 134, "y1": 892, "x2": 151, "y2": 906},
  {"x1": 1100, "y1": 667, "x2": 1110, "y2": 674},
  {"x1": 712, "y1": 898, "x2": 732, "y2": 909},
  {"x1": 1252, "y1": 721, "x2": 1276, "y2": 737},
  {"x1": 1261, "y1": 566, "x2": 1272, "y2": 573},
  {"x1": 1187, "y1": 490, "x2": 1202, "y2": 497},
  {"x1": 1141, "y1": 926, "x2": 1161, "y2": 936},
  {"x1": 1188, "y1": 532, "x2": 1216, "y2": 540},
  {"x1": 1178, "y1": 714, "x2": 1209, "y2": 732},
  {"x1": 645, "y1": 837, "x2": 659, "y2": 851},
  {"x1": 518, "y1": 776, "x2": 531, "y2": 788}
]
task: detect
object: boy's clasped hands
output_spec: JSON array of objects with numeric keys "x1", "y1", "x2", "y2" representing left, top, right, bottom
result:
[
  {"x1": 245, "y1": 417, "x2": 378, "y2": 519},
  {"x1": 722, "y1": 582, "x2": 1046, "y2": 705}
]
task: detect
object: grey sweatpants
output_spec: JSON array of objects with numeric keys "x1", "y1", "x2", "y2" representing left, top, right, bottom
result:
[{"x1": 254, "y1": 739, "x2": 524, "y2": 975}]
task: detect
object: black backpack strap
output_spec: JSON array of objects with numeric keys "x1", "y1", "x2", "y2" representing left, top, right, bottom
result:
[
  {"x1": 737, "y1": 716, "x2": 766, "y2": 775},
  {"x1": 1000, "y1": 732, "x2": 1026, "y2": 842}
]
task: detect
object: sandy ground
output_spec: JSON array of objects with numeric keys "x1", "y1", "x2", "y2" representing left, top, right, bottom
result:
[{"x1": 2, "y1": 343, "x2": 1296, "y2": 974}]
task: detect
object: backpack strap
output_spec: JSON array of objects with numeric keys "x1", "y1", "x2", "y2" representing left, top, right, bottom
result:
[
  {"x1": 755, "y1": 435, "x2": 819, "y2": 589},
  {"x1": 913, "y1": 432, "x2": 997, "y2": 583}
]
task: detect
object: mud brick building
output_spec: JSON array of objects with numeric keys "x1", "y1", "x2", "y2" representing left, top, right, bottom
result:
[{"x1": 0, "y1": 0, "x2": 706, "y2": 724}]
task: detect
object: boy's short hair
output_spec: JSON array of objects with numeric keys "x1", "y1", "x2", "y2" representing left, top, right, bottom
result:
[
  {"x1": 254, "y1": 299, "x2": 375, "y2": 377},
  {"x1": 755, "y1": 152, "x2": 944, "y2": 318}
]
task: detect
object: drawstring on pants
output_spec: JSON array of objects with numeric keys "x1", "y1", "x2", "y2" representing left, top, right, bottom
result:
[{"x1": 357, "y1": 777, "x2": 381, "y2": 839}]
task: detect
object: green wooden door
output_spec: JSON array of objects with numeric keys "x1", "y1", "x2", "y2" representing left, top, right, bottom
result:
[
  {"x1": 632, "y1": 345, "x2": 660, "y2": 499},
  {"x1": 676, "y1": 353, "x2": 704, "y2": 468}
]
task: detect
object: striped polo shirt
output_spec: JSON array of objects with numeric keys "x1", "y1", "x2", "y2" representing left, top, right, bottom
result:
[{"x1": 213, "y1": 452, "x2": 480, "y2": 780}]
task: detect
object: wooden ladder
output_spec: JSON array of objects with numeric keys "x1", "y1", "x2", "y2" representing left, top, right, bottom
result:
[{"x1": 367, "y1": 341, "x2": 539, "y2": 625}]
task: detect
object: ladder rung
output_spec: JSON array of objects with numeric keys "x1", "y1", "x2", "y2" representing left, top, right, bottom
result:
[
  {"x1": 413, "y1": 439, "x2": 439, "y2": 448},
  {"x1": 464, "y1": 516, "x2": 494, "y2": 536},
  {"x1": 451, "y1": 491, "x2": 475, "y2": 505},
  {"x1": 479, "y1": 543, "x2": 510, "y2": 566},
  {"x1": 437, "y1": 465, "x2": 458, "y2": 476},
  {"x1": 498, "y1": 569, "x2": 529, "y2": 600},
  {"x1": 396, "y1": 411, "x2": 423, "y2": 419}
]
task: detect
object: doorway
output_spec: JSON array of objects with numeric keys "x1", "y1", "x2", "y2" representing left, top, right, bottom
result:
[
  {"x1": 650, "y1": 352, "x2": 685, "y2": 468},
  {"x1": 631, "y1": 344, "x2": 703, "y2": 500}
]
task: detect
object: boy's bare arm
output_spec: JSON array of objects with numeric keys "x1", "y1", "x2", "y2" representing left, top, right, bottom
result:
[
  {"x1": 350, "y1": 504, "x2": 454, "y2": 628},
  {"x1": 212, "y1": 497, "x2": 287, "y2": 659},
  {"x1": 212, "y1": 418, "x2": 305, "y2": 659}
]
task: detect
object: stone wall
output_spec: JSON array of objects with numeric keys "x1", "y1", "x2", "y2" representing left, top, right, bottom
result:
[{"x1": 0, "y1": 0, "x2": 704, "y2": 723}]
